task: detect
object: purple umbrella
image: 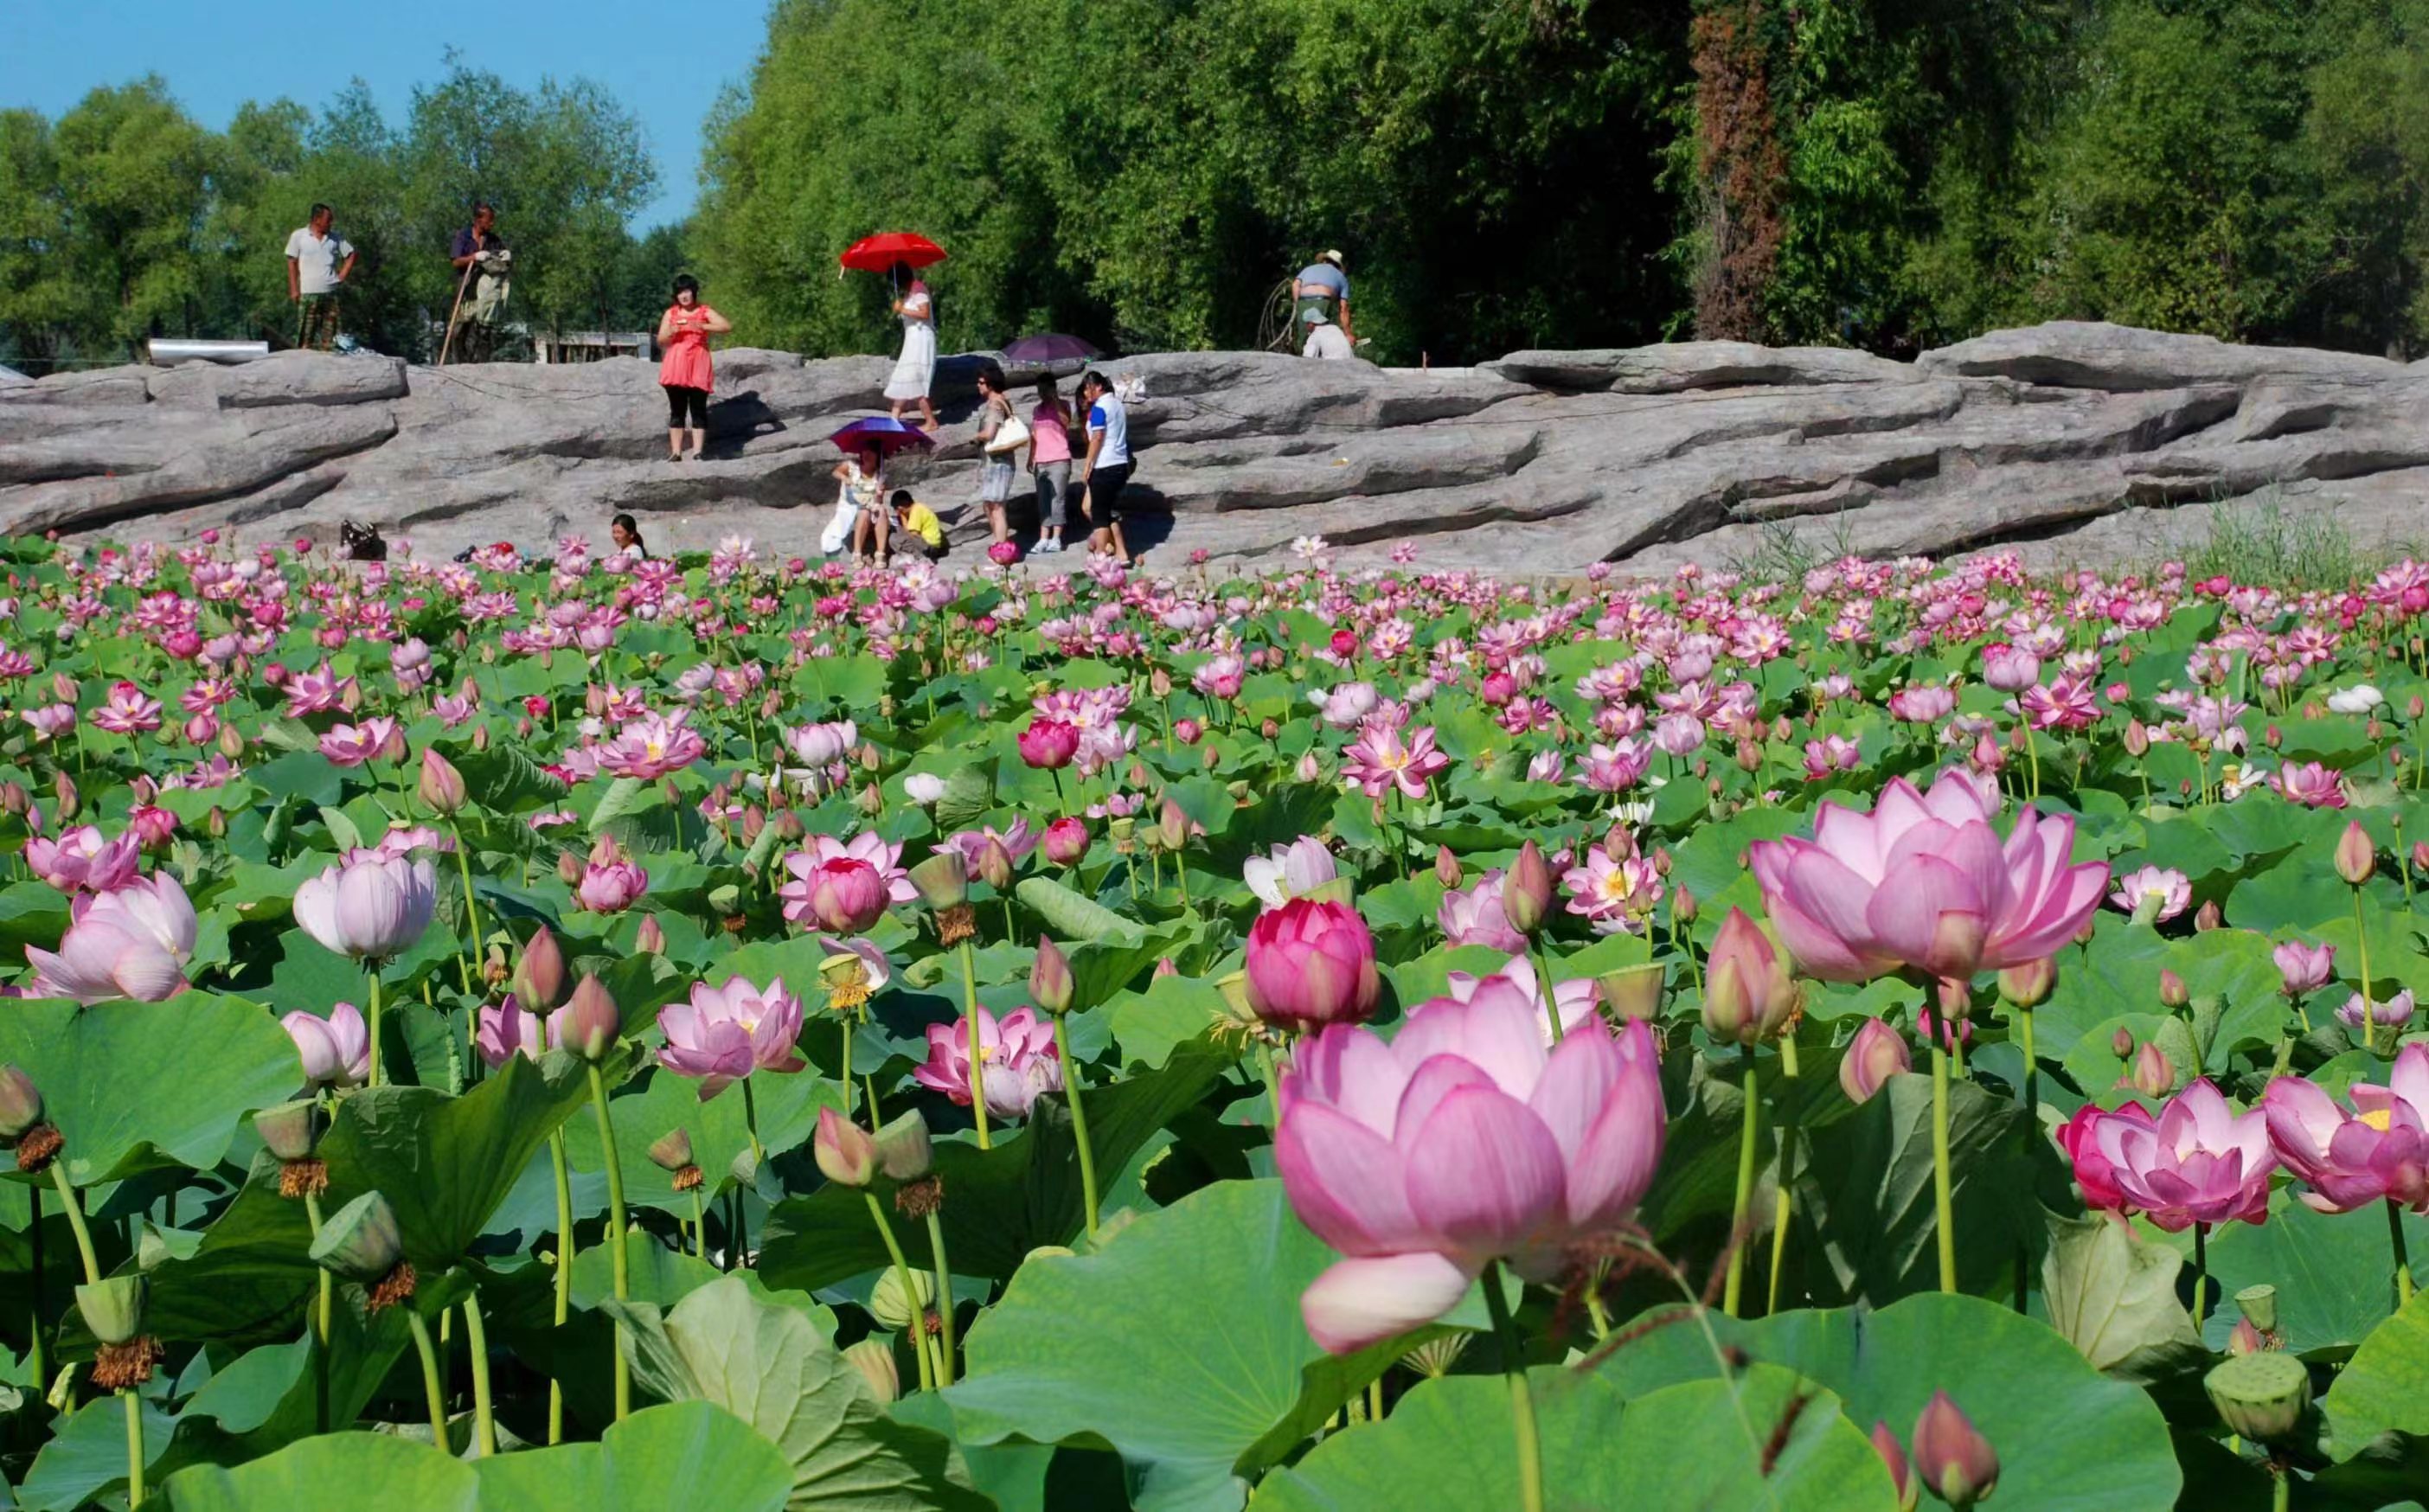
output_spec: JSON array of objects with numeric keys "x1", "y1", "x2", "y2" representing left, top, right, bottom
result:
[
  {"x1": 830, "y1": 416, "x2": 936, "y2": 458},
  {"x1": 1002, "y1": 333, "x2": 1100, "y2": 365}
]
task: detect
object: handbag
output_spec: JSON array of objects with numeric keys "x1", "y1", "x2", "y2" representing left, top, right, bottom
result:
[{"x1": 985, "y1": 400, "x2": 1030, "y2": 455}]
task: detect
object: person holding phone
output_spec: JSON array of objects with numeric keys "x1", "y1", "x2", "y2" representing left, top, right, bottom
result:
[{"x1": 657, "y1": 274, "x2": 731, "y2": 462}]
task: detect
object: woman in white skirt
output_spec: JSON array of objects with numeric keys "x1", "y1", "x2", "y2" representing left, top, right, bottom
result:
[
  {"x1": 885, "y1": 262, "x2": 939, "y2": 433},
  {"x1": 974, "y1": 365, "x2": 1018, "y2": 547}
]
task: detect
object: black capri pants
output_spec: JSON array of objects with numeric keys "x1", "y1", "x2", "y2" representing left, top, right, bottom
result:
[{"x1": 663, "y1": 384, "x2": 709, "y2": 428}]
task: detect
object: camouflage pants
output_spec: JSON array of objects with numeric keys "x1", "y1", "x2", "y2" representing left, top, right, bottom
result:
[{"x1": 296, "y1": 292, "x2": 342, "y2": 352}]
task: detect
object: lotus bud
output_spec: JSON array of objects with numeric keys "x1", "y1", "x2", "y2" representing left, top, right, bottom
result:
[
  {"x1": 513, "y1": 926, "x2": 567, "y2": 1009},
  {"x1": 1127, "y1": 760, "x2": 1150, "y2": 791},
  {"x1": 2236, "y1": 1284, "x2": 2278, "y2": 1336},
  {"x1": 1150, "y1": 668, "x2": 1173, "y2": 699},
  {"x1": 1029, "y1": 938, "x2": 1074, "y2": 1015},
  {"x1": 1596, "y1": 963, "x2": 1665, "y2": 1023},
  {"x1": 51, "y1": 772, "x2": 76, "y2": 822},
  {"x1": 874, "y1": 1109, "x2": 934, "y2": 1182},
  {"x1": 647, "y1": 1127, "x2": 699, "y2": 1183},
  {"x1": 76, "y1": 1276, "x2": 147, "y2": 1347},
  {"x1": 1910, "y1": 1391, "x2": 1999, "y2": 1509},
  {"x1": 909, "y1": 851, "x2": 969, "y2": 908},
  {"x1": 309, "y1": 1190, "x2": 405, "y2": 1283},
  {"x1": 2111, "y1": 1026, "x2": 2136, "y2": 1059},
  {"x1": 774, "y1": 810, "x2": 806, "y2": 843},
  {"x1": 1434, "y1": 846, "x2": 1461, "y2": 888},
  {"x1": 1869, "y1": 1421, "x2": 1919, "y2": 1512},
  {"x1": 557, "y1": 850, "x2": 584, "y2": 886},
  {"x1": 868, "y1": 1266, "x2": 933, "y2": 1329},
  {"x1": 418, "y1": 748, "x2": 467, "y2": 815},
  {"x1": 1261, "y1": 718, "x2": 1279, "y2": 740},
  {"x1": 253, "y1": 1100, "x2": 324, "y2": 1163},
  {"x1": 555, "y1": 973, "x2": 622, "y2": 1060},
  {"x1": 1295, "y1": 752, "x2": 1323, "y2": 783},
  {"x1": 2122, "y1": 719, "x2": 2149, "y2": 757},
  {"x1": 2194, "y1": 900, "x2": 2221, "y2": 932},
  {"x1": 207, "y1": 805, "x2": 228, "y2": 838},
  {"x1": 635, "y1": 914, "x2": 666, "y2": 954},
  {"x1": 0, "y1": 1065, "x2": 43, "y2": 1139},
  {"x1": 2227, "y1": 1317, "x2": 2264, "y2": 1356},
  {"x1": 2130, "y1": 1040, "x2": 2175, "y2": 1096},
  {"x1": 2203, "y1": 1352, "x2": 2310, "y2": 1445},
  {"x1": 1157, "y1": 797, "x2": 1189, "y2": 850},
  {"x1": 51, "y1": 672, "x2": 74, "y2": 703},
  {"x1": 0, "y1": 783, "x2": 22, "y2": 817},
  {"x1": 1504, "y1": 841, "x2": 1554, "y2": 936},
  {"x1": 977, "y1": 836, "x2": 1016, "y2": 891},
  {"x1": 856, "y1": 781, "x2": 884, "y2": 817},
  {"x1": 1605, "y1": 824, "x2": 1636, "y2": 861},
  {"x1": 813, "y1": 1106, "x2": 877, "y2": 1188},
  {"x1": 2157, "y1": 969, "x2": 2188, "y2": 1009},
  {"x1": 1997, "y1": 958, "x2": 2053, "y2": 1009},
  {"x1": 2335, "y1": 820, "x2": 2375, "y2": 886},
  {"x1": 741, "y1": 806, "x2": 766, "y2": 844},
  {"x1": 218, "y1": 722, "x2": 246, "y2": 759},
  {"x1": 1703, "y1": 907, "x2": 1799, "y2": 1046},
  {"x1": 1839, "y1": 1017, "x2": 1911, "y2": 1105},
  {"x1": 843, "y1": 1337, "x2": 900, "y2": 1403}
]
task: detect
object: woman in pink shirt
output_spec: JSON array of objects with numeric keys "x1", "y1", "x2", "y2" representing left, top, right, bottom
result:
[
  {"x1": 1024, "y1": 375, "x2": 1075, "y2": 554},
  {"x1": 657, "y1": 274, "x2": 731, "y2": 462}
]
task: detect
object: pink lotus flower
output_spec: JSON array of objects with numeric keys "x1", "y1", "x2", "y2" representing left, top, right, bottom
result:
[
  {"x1": 1442, "y1": 954, "x2": 1597, "y2": 1044},
  {"x1": 1041, "y1": 816, "x2": 1089, "y2": 867},
  {"x1": 595, "y1": 709, "x2": 707, "y2": 779},
  {"x1": 20, "y1": 705, "x2": 76, "y2": 741},
  {"x1": 657, "y1": 975, "x2": 807, "y2": 1099},
  {"x1": 1439, "y1": 869, "x2": 1526, "y2": 953},
  {"x1": 293, "y1": 851, "x2": 438, "y2": 960},
  {"x1": 778, "y1": 854, "x2": 889, "y2": 932},
  {"x1": 2080, "y1": 1080, "x2": 2273, "y2": 1232},
  {"x1": 913, "y1": 1004, "x2": 1062, "y2": 1118},
  {"x1": 2057, "y1": 1102, "x2": 2157, "y2": 1213},
  {"x1": 940, "y1": 819, "x2": 1041, "y2": 873},
  {"x1": 2338, "y1": 989, "x2": 2416, "y2": 1032},
  {"x1": 1981, "y1": 644, "x2": 2040, "y2": 692},
  {"x1": 477, "y1": 996, "x2": 551, "y2": 1066},
  {"x1": 2109, "y1": 865, "x2": 2190, "y2": 922},
  {"x1": 2269, "y1": 761, "x2": 2348, "y2": 809},
  {"x1": 280, "y1": 663, "x2": 356, "y2": 717},
  {"x1": 25, "y1": 874, "x2": 198, "y2": 1003},
  {"x1": 1244, "y1": 837, "x2": 1336, "y2": 908},
  {"x1": 798, "y1": 831, "x2": 915, "y2": 903},
  {"x1": 575, "y1": 856, "x2": 650, "y2": 913},
  {"x1": 1560, "y1": 849, "x2": 1664, "y2": 936},
  {"x1": 2272, "y1": 939, "x2": 2335, "y2": 996},
  {"x1": 1276, "y1": 988, "x2": 1666, "y2": 1353},
  {"x1": 284, "y1": 1003, "x2": 371, "y2": 1088},
  {"x1": 2265, "y1": 1045, "x2": 2429, "y2": 1212},
  {"x1": 1803, "y1": 734, "x2": 1862, "y2": 780},
  {"x1": 1245, "y1": 898, "x2": 1381, "y2": 1031},
  {"x1": 1838, "y1": 1016, "x2": 1911, "y2": 1104},
  {"x1": 318, "y1": 718, "x2": 406, "y2": 766},
  {"x1": 88, "y1": 682, "x2": 164, "y2": 735},
  {"x1": 1748, "y1": 767, "x2": 2107, "y2": 984},
  {"x1": 1341, "y1": 723, "x2": 1450, "y2": 800},
  {"x1": 1889, "y1": 685, "x2": 1957, "y2": 722},
  {"x1": 25, "y1": 826, "x2": 141, "y2": 895},
  {"x1": 1017, "y1": 718, "x2": 1080, "y2": 769}
]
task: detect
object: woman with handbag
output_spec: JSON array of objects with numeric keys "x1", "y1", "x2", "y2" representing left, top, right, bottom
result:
[{"x1": 975, "y1": 366, "x2": 1028, "y2": 549}]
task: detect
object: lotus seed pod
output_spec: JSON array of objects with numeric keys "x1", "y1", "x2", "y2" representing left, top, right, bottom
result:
[
  {"x1": 908, "y1": 851, "x2": 969, "y2": 909},
  {"x1": 647, "y1": 1128, "x2": 695, "y2": 1174},
  {"x1": 253, "y1": 1100, "x2": 324, "y2": 1163},
  {"x1": 1212, "y1": 971, "x2": 1257, "y2": 1026},
  {"x1": 309, "y1": 1191, "x2": 405, "y2": 1282},
  {"x1": 75, "y1": 1276, "x2": 147, "y2": 1346},
  {"x1": 868, "y1": 1266, "x2": 934, "y2": 1329},
  {"x1": 2204, "y1": 1351, "x2": 2310, "y2": 1445},
  {"x1": 873, "y1": 1109, "x2": 934, "y2": 1182},
  {"x1": 1596, "y1": 963, "x2": 1665, "y2": 1023},
  {"x1": 843, "y1": 1338, "x2": 900, "y2": 1403},
  {"x1": 2235, "y1": 1284, "x2": 2278, "y2": 1336}
]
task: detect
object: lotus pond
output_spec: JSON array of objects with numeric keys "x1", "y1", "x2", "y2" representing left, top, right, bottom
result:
[{"x1": 0, "y1": 535, "x2": 2425, "y2": 1510}]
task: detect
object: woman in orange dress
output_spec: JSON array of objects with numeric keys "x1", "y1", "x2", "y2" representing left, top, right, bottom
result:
[{"x1": 657, "y1": 275, "x2": 732, "y2": 461}]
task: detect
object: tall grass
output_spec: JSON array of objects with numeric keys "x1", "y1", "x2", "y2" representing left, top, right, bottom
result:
[{"x1": 2178, "y1": 495, "x2": 2375, "y2": 591}]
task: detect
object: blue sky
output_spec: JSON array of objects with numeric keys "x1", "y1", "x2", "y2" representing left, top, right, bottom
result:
[{"x1": 0, "y1": 0, "x2": 770, "y2": 228}]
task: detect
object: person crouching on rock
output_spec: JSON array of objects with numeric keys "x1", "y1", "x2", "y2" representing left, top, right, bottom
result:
[
  {"x1": 892, "y1": 490, "x2": 946, "y2": 561},
  {"x1": 836, "y1": 445, "x2": 888, "y2": 563},
  {"x1": 1294, "y1": 249, "x2": 1355, "y2": 360},
  {"x1": 657, "y1": 275, "x2": 730, "y2": 462}
]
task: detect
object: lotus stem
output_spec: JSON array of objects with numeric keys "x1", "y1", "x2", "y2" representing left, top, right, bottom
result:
[
  {"x1": 407, "y1": 1310, "x2": 448, "y2": 1448},
  {"x1": 957, "y1": 940, "x2": 991, "y2": 1150},
  {"x1": 2354, "y1": 887, "x2": 2375, "y2": 1055},
  {"x1": 301, "y1": 1188, "x2": 334, "y2": 1344},
  {"x1": 1532, "y1": 944, "x2": 1565, "y2": 1045},
  {"x1": 586, "y1": 1062, "x2": 631, "y2": 1421},
  {"x1": 452, "y1": 825, "x2": 485, "y2": 995},
  {"x1": 740, "y1": 1074, "x2": 766, "y2": 1167},
  {"x1": 548, "y1": 1128, "x2": 573, "y2": 1444},
  {"x1": 464, "y1": 1293, "x2": 497, "y2": 1457},
  {"x1": 27, "y1": 1183, "x2": 42, "y2": 1392},
  {"x1": 48, "y1": 1163, "x2": 99, "y2": 1285},
  {"x1": 2190, "y1": 1223, "x2": 2208, "y2": 1325},
  {"x1": 1257, "y1": 1040, "x2": 1285, "y2": 1130},
  {"x1": 1931, "y1": 1043, "x2": 1958, "y2": 1294},
  {"x1": 690, "y1": 1188, "x2": 707, "y2": 1259},
  {"x1": 2392, "y1": 1199, "x2": 2414, "y2": 1309},
  {"x1": 365, "y1": 966, "x2": 384, "y2": 1088},
  {"x1": 1481, "y1": 1261, "x2": 1544, "y2": 1512},
  {"x1": 924, "y1": 1209, "x2": 957, "y2": 1386},
  {"x1": 1766, "y1": 1036, "x2": 1799, "y2": 1317},
  {"x1": 865, "y1": 1193, "x2": 934, "y2": 1392},
  {"x1": 123, "y1": 1387, "x2": 144, "y2": 1507},
  {"x1": 840, "y1": 1019, "x2": 854, "y2": 1124},
  {"x1": 1724, "y1": 1048, "x2": 1759, "y2": 1317},
  {"x1": 1052, "y1": 1017, "x2": 1100, "y2": 1238}
]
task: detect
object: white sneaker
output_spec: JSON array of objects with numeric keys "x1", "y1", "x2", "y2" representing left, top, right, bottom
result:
[{"x1": 1035, "y1": 539, "x2": 1062, "y2": 554}]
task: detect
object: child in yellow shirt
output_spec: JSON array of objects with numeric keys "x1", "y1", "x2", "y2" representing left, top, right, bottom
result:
[{"x1": 892, "y1": 490, "x2": 946, "y2": 560}]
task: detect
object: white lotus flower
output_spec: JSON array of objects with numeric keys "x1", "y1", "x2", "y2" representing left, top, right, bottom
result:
[{"x1": 2326, "y1": 684, "x2": 2386, "y2": 715}]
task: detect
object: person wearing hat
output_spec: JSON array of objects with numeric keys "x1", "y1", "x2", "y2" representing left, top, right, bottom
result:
[{"x1": 1293, "y1": 249, "x2": 1355, "y2": 360}]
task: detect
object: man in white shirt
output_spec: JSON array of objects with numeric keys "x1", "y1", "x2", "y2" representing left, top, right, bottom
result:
[{"x1": 285, "y1": 204, "x2": 356, "y2": 352}]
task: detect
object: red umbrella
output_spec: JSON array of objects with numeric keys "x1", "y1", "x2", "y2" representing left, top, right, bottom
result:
[{"x1": 839, "y1": 233, "x2": 947, "y2": 274}]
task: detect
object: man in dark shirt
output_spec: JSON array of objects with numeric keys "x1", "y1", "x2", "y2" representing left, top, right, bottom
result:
[{"x1": 445, "y1": 202, "x2": 510, "y2": 362}]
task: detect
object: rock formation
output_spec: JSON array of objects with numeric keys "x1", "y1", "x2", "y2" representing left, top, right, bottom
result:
[{"x1": 3, "y1": 322, "x2": 2424, "y2": 573}]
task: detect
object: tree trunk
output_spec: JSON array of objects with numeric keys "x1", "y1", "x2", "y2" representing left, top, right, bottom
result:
[{"x1": 1690, "y1": 0, "x2": 1786, "y2": 343}]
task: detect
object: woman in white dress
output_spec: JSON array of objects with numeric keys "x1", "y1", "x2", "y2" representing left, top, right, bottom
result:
[{"x1": 884, "y1": 262, "x2": 939, "y2": 433}]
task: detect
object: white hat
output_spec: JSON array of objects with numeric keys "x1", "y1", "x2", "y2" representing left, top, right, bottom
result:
[{"x1": 1321, "y1": 249, "x2": 1346, "y2": 268}]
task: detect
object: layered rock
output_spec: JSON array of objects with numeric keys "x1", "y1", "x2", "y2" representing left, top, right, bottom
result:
[{"x1": 2, "y1": 322, "x2": 2422, "y2": 573}]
